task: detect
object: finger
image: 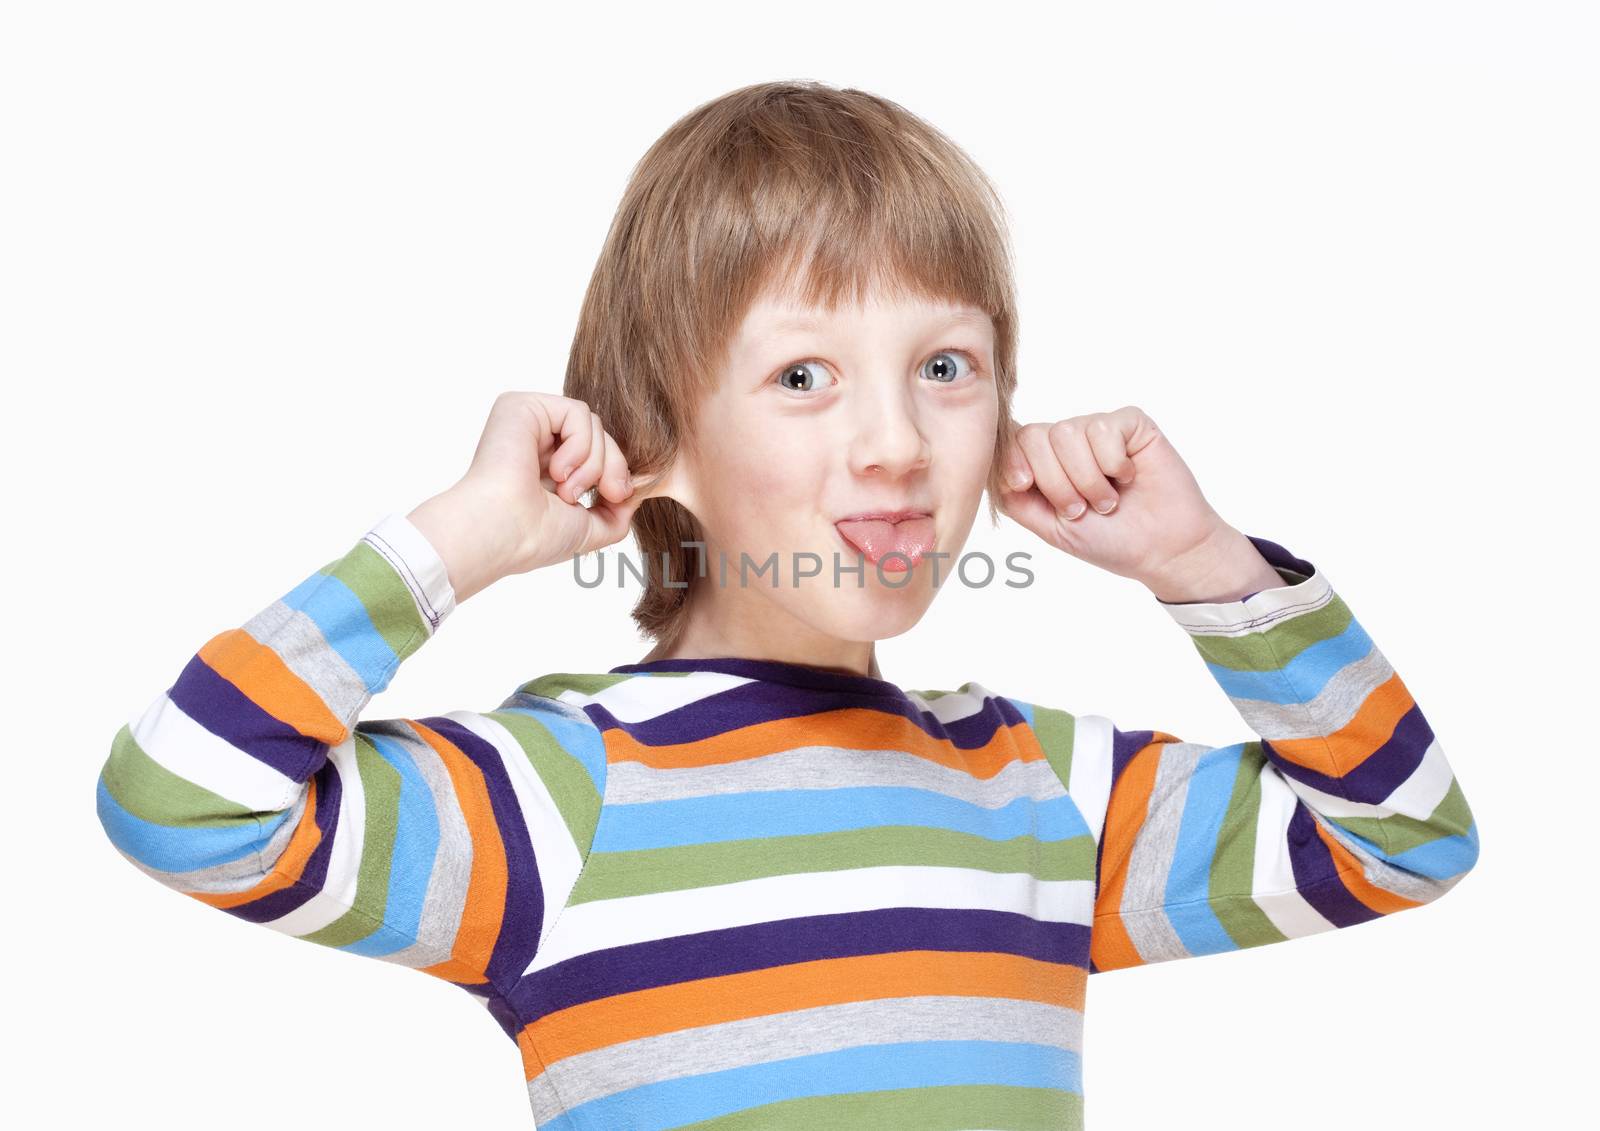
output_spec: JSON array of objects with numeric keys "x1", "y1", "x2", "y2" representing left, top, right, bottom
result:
[
  {"x1": 1016, "y1": 423, "x2": 1084, "y2": 516},
  {"x1": 579, "y1": 484, "x2": 645, "y2": 553},
  {"x1": 628, "y1": 470, "x2": 665, "y2": 500},
  {"x1": 565, "y1": 410, "x2": 609, "y2": 502},
  {"x1": 1084, "y1": 412, "x2": 1137, "y2": 488},
  {"x1": 592, "y1": 425, "x2": 635, "y2": 504},
  {"x1": 550, "y1": 399, "x2": 601, "y2": 489},
  {"x1": 1000, "y1": 423, "x2": 1033, "y2": 492},
  {"x1": 1049, "y1": 418, "x2": 1118, "y2": 516}
]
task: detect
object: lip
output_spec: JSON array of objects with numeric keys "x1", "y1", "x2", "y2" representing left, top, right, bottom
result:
[{"x1": 834, "y1": 508, "x2": 933, "y2": 523}]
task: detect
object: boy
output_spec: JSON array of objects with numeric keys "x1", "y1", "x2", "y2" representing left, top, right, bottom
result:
[{"x1": 96, "y1": 80, "x2": 1480, "y2": 1129}]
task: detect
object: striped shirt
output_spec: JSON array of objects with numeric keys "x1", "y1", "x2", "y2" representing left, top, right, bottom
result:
[{"x1": 96, "y1": 511, "x2": 1480, "y2": 1129}]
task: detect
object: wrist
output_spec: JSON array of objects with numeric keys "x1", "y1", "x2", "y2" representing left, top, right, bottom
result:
[
  {"x1": 1142, "y1": 524, "x2": 1285, "y2": 605},
  {"x1": 407, "y1": 484, "x2": 516, "y2": 604}
]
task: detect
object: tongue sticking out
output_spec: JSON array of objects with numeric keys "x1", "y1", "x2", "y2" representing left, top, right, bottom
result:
[{"x1": 835, "y1": 516, "x2": 936, "y2": 572}]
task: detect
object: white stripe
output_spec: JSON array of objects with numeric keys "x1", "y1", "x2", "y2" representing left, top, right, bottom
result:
[
  {"x1": 263, "y1": 735, "x2": 367, "y2": 937},
  {"x1": 442, "y1": 711, "x2": 586, "y2": 967},
  {"x1": 1159, "y1": 566, "x2": 1333, "y2": 636},
  {"x1": 528, "y1": 866, "x2": 1096, "y2": 974},
  {"x1": 361, "y1": 511, "x2": 457, "y2": 631},
  {"x1": 1252, "y1": 761, "x2": 1335, "y2": 939},
  {"x1": 1377, "y1": 737, "x2": 1456, "y2": 820},
  {"x1": 132, "y1": 692, "x2": 299, "y2": 813},
  {"x1": 1066, "y1": 713, "x2": 1114, "y2": 846},
  {"x1": 576, "y1": 670, "x2": 754, "y2": 722},
  {"x1": 1275, "y1": 735, "x2": 1453, "y2": 825},
  {"x1": 915, "y1": 684, "x2": 992, "y2": 724}
]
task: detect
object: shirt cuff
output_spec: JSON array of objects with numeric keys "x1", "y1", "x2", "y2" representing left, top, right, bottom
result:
[
  {"x1": 1154, "y1": 534, "x2": 1328, "y2": 634},
  {"x1": 359, "y1": 511, "x2": 458, "y2": 633}
]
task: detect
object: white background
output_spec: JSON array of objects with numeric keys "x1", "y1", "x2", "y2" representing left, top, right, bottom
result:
[{"x1": 5, "y1": 1, "x2": 1594, "y2": 1127}]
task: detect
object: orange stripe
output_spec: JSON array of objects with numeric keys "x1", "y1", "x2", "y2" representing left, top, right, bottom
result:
[
  {"x1": 198, "y1": 628, "x2": 347, "y2": 746},
  {"x1": 1313, "y1": 820, "x2": 1423, "y2": 915},
  {"x1": 1089, "y1": 732, "x2": 1177, "y2": 972},
  {"x1": 606, "y1": 707, "x2": 1042, "y2": 779},
  {"x1": 521, "y1": 949, "x2": 1088, "y2": 1080},
  {"x1": 1270, "y1": 672, "x2": 1416, "y2": 778},
  {"x1": 189, "y1": 774, "x2": 326, "y2": 909},
  {"x1": 411, "y1": 721, "x2": 503, "y2": 987}
]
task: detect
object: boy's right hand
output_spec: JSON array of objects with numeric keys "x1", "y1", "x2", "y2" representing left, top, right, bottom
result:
[{"x1": 408, "y1": 391, "x2": 653, "y2": 603}]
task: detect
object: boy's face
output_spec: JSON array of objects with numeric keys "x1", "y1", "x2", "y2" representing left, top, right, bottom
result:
[{"x1": 656, "y1": 277, "x2": 1000, "y2": 650}]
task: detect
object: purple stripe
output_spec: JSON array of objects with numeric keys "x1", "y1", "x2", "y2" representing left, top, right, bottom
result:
[
  {"x1": 1095, "y1": 726, "x2": 1159, "y2": 905},
  {"x1": 609, "y1": 656, "x2": 910, "y2": 700},
  {"x1": 226, "y1": 757, "x2": 343, "y2": 924},
  {"x1": 506, "y1": 906, "x2": 1090, "y2": 1022},
  {"x1": 585, "y1": 681, "x2": 1019, "y2": 751},
  {"x1": 1286, "y1": 805, "x2": 1381, "y2": 929},
  {"x1": 420, "y1": 716, "x2": 544, "y2": 990},
  {"x1": 168, "y1": 651, "x2": 323, "y2": 783},
  {"x1": 1264, "y1": 704, "x2": 1432, "y2": 805},
  {"x1": 1243, "y1": 534, "x2": 1316, "y2": 578}
]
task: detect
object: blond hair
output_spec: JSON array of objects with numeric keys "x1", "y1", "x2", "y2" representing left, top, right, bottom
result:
[{"x1": 563, "y1": 79, "x2": 1020, "y2": 647}]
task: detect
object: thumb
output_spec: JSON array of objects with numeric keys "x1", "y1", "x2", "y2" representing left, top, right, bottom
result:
[{"x1": 575, "y1": 483, "x2": 647, "y2": 556}]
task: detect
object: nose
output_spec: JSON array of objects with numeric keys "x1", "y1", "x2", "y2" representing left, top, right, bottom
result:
[{"x1": 849, "y1": 381, "x2": 931, "y2": 478}]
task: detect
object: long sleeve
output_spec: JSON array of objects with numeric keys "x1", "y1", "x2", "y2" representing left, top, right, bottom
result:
[
  {"x1": 1055, "y1": 535, "x2": 1480, "y2": 973},
  {"x1": 94, "y1": 512, "x2": 607, "y2": 1014}
]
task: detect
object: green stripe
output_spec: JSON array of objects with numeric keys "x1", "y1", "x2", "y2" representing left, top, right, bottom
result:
[
  {"x1": 1330, "y1": 775, "x2": 1472, "y2": 855},
  {"x1": 328, "y1": 541, "x2": 432, "y2": 663},
  {"x1": 1027, "y1": 704, "x2": 1078, "y2": 793},
  {"x1": 1186, "y1": 595, "x2": 1353, "y2": 672},
  {"x1": 1204, "y1": 743, "x2": 1289, "y2": 948},
  {"x1": 302, "y1": 732, "x2": 399, "y2": 948},
  {"x1": 570, "y1": 826, "x2": 1098, "y2": 904},
  {"x1": 101, "y1": 724, "x2": 264, "y2": 827},
  {"x1": 521, "y1": 671, "x2": 669, "y2": 697},
  {"x1": 675, "y1": 1083, "x2": 1081, "y2": 1130},
  {"x1": 489, "y1": 708, "x2": 604, "y2": 847}
]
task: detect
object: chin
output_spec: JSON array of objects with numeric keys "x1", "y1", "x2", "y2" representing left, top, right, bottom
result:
[{"x1": 808, "y1": 590, "x2": 934, "y2": 642}]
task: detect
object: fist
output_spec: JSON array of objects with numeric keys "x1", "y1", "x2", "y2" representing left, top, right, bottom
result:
[
  {"x1": 996, "y1": 406, "x2": 1229, "y2": 585},
  {"x1": 461, "y1": 391, "x2": 649, "y2": 575}
]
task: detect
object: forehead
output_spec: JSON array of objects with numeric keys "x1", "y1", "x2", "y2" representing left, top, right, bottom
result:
[{"x1": 736, "y1": 287, "x2": 994, "y2": 343}]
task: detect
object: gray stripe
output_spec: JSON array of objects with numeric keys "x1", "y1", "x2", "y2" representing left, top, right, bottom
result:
[
  {"x1": 1120, "y1": 742, "x2": 1201, "y2": 960},
  {"x1": 243, "y1": 600, "x2": 370, "y2": 729},
  {"x1": 1308, "y1": 809, "x2": 1460, "y2": 904},
  {"x1": 607, "y1": 745, "x2": 1069, "y2": 808},
  {"x1": 358, "y1": 720, "x2": 476, "y2": 968},
  {"x1": 1228, "y1": 644, "x2": 1394, "y2": 743},
  {"x1": 536, "y1": 994, "x2": 1085, "y2": 1113}
]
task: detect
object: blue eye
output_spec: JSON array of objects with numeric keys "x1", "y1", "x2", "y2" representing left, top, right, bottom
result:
[
  {"x1": 922, "y1": 349, "x2": 977, "y2": 383},
  {"x1": 776, "y1": 361, "x2": 836, "y2": 393}
]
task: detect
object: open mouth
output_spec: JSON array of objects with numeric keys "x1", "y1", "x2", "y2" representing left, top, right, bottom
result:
[{"x1": 833, "y1": 513, "x2": 936, "y2": 573}]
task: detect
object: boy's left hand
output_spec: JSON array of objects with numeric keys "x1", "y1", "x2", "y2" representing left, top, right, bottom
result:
[{"x1": 996, "y1": 406, "x2": 1236, "y2": 591}]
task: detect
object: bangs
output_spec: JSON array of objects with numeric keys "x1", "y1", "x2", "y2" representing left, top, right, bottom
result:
[{"x1": 654, "y1": 88, "x2": 1014, "y2": 391}]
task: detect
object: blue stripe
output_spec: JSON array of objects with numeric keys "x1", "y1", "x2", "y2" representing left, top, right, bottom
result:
[
  {"x1": 279, "y1": 568, "x2": 403, "y2": 695},
  {"x1": 340, "y1": 730, "x2": 441, "y2": 957},
  {"x1": 544, "y1": 1040, "x2": 1081, "y2": 1131},
  {"x1": 96, "y1": 776, "x2": 293, "y2": 872},
  {"x1": 599, "y1": 787, "x2": 1092, "y2": 850},
  {"x1": 1205, "y1": 617, "x2": 1373, "y2": 705},
  {"x1": 500, "y1": 708, "x2": 608, "y2": 794},
  {"x1": 1006, "y1": 697, "x2": 1037, "y2": 725},
  {"x1": 1328, "y1": 819, "x2": 1481, "y2": 881},
  {"x1": 1160, "y1": 743, "x2": 1246, "y2": 957}
]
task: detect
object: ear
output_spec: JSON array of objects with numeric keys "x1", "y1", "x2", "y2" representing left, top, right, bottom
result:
[{"x1": 629, "y1": 457, "x2": 697, "y2": 513}]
